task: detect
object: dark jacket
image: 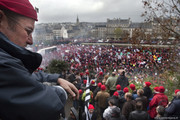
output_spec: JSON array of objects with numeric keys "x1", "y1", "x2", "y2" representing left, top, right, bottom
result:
[
  {"x1": 116, "y1": 75, "x2": 129, "y2": 90},
  {"x1": 128, "y1": 110, "x2": 149, "y2": 120},
  {"x1": 0, "y1": 32, "x2": 66, "y2": 120},
  {"x1": 135, "y1": 96, "x2": 148, "y2": 111},
  {"x1": 122, "y1": 100, "x2": 136, "y2": 120},
  {"x1": 143, "y1": 86, "x2": 152, "y2": 100},
  {"x1": 165, "y1": 98, "x2": 180, "y2": 118}
]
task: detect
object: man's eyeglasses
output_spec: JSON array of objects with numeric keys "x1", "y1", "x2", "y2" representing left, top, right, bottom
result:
[{"x1": 6, "y1": 16, "x2": 33, "y2": 37}]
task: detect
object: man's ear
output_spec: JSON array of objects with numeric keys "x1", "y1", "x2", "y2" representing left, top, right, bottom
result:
[{"x1": 0, "y1": 10, "x2": 5, "y2": 23}]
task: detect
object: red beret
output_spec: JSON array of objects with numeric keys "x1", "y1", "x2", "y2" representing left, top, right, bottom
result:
[
  {"x1": 101, "y1": 85, "x2": 106, "y2": 91},
  {"x1": 145, "y1": 82, "x2": 151, "y2": 87},
  {"x1": 158, "y1": 86, "x2": 165, "y2": 93},
  {"x1": 79, "y1": 89, "x2": 83, "y2": 94},
  {"x1": 175, "y1": 89, "x2": 180, "y2": 94},
  {"x1": 0, "y1": 0, "x2": 38, "y2": 21},
  {"x1": 130, "y1": 84, "x2": 135, "y2": 90},
  {"x1": 98, "y1": 82, "x2": 102, "y2": 87},
  {"x1": 80, "y1": 73, "x2": 83, "y2": 76},
  {"x1": 99, "y1": 71, "x2": 103, "y2": 76},
  {"x1": 123, "y1": 87, "x2": 129, "y2": 93},
  {"x1": 116, "y1": 85, "x2": 121, "y2": 90},
  {"x1": 153, "y1": 86, "x2": 159, "y2": 92},
  {"x1": 83, "y1": 80, "x2": 87, "y2": 84},
  {"x1": 88, "y1": 104, "x2": 94, "y2": 110},
  {"x1": 113, "y1": 91, "x2": 119, "y2": 97}
]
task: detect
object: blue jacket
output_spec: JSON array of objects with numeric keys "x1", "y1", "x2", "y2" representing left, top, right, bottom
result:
[{"x1": 0, "y1": 32, "x2": 66, "y2": 120}]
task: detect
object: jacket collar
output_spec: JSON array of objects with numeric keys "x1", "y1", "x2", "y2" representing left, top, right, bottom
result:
[{"x1": 0, "y1": 32, "x2": 42, "y2": 73}]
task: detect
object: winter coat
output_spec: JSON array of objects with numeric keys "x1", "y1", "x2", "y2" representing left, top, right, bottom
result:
[
  {"x1": 128, "y1": 110, "x2": 149, "y2": 120},
  {"x1": 148, "y1": 93, "x2": 168, "y2": 118},
  {"x1": 0, "y1": 32, "x2": 66, "y2": 120},
  {"x1": 116, "y1": 75, "x2": 129, "y2": 90}
]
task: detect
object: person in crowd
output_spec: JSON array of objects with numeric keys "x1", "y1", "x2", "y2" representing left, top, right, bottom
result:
[
  {"x1": 130, "y1": 84, "x2": 138, "y2": 100},
  {"x1": 122, "y1": 92, "x2": 136, "y2": 120},
  {"x1": 103, "y1": 98, "x2": 117, "y2": 120},
  {"x1": 93, "y1": 82, "x2": 102, "y2": 98},
  {"x1": 154, "y1": 105, "x2": 165, "y2": 120},
  {"x1": 110, "y1": 106, "x2": 126, "y2": 120},
  {"x1": 82, "y1": 104, "x2": 97, "y2": 120},
  {"x1": 116, "y1": 84, "x2": 126, "y2": 110},
  {"x1": 0, "y1": 0, "x2": 79, "y2": 120},
  {"x1": 95, "y1": 85, "x2": 110, "y2": 120},
  {"x1": 128, "y1": 101, "x2": 149, "y2": 120},
  {"x1": 90, "y1": 80, "x2": 97, "y2": 92},
  {"x1": 143, "y1": 81, "x2": 152, "y2": 100},
  {"x1": 116, "y1": 69, "x2": 129, "y2": 90},
  {"x1": 165, "y1": 91, "x2": 180, "y2": 118},
  {"x1": 102, "y1": 74, "x2": 109, "y2": 85},
  {"x1": 105, "y1": 72, "x2": 118, "y2": 96},
  {"x1": 135, "y1": 89, "x2": 148, "y2": 111},
  {"x1": 148, "y1": 86, "x2": 168, "y2": 119},
  {"x1": 116, "y1": 84, "x2": 124, "y2": 97}
]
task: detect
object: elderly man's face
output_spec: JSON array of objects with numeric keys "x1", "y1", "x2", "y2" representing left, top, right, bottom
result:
[{"x1": 1, "y1": 13, "x2": 35, "y2": 48}]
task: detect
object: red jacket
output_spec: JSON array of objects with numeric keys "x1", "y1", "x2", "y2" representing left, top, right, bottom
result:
[{"x1": 148, "y1": 93, "x2": 168, "y2": 118}]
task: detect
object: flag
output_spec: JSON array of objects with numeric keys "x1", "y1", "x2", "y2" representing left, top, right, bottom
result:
[{"x1": 84, "y1": 71, "x2": 90, "y2": 120}]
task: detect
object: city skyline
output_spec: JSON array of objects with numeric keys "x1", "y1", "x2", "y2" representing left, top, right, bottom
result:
[{"x1": 29, "y1": 0, "x2": 145, "y2": 23}]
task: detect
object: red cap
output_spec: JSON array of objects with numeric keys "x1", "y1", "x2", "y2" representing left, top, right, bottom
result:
[
  {"x1": 113, "y1": 91, "x2": 119, "y2": 97},
  {"x1": 98, "y1": 82, "x2": 102, "y2": 87},
  {"x1": 145, "y1": 82, "x2": 151, "y2": 87},
  {"x1": 83, "y1": 80, "x2": 87, "y2": 84},
  {"x1": 158, "y1": 86, "x2": 165, "y2": 93},
  {"x1": 88, "y1": 104, "x2": 94, "y2": 110},
  {"x1": 154, "y1": 86, "x2": 159, "y2": 92},
  {"x1": 116, "y1": 85, "x2": 121, "y2": 90},
  {"x1": 130, "y1": 84, "x2": 135, "y2": 90},
  {"x1": 123, "y1": 87, "x2": 129, "y2": 93},
  {"x1": 79, "y1": 89, "x2": 83, "y2": 94},
  {"x1": 0, "y1": 0, "x2": 38, "y2": 21},
  {"x1": 101, "y1": 85, "x2": 106, "y2": 91},
  {"x1": 99, "y1": 71, "x2": 103, "y2": 76},
  {"x1": 91, "y1": 80, "x2": 95, "y2": 84},
  {"x1": 175, "y1": 89, "x2": 180, "y2": 94}
]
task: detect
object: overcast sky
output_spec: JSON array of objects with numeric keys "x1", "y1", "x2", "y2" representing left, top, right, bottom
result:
[{"x1": 29, "y1": 0, "x2": 145, "y2": 23}]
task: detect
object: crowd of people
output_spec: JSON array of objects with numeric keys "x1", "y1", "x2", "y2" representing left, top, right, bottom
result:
[{"x1": 66, "y1": 69, "x2": 180, "y2": 120}]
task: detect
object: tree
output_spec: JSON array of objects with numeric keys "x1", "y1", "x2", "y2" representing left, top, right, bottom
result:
[
  {"x1": 142, "y1": 0, "x2": 180, "y2": 41},
  {"x1": 47, "y1": 59, "x2": 69, "y2": 74},
  {"x1": 114, "y1": 28, "x2": 122, "y2": 40}
]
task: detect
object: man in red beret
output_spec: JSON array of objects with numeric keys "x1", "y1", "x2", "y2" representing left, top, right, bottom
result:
[
  {"x1": 148, "y1": 86, "x2": 168, "y2": 119},
  {"x1": 143, "y1": 81, "x2": 153, "y2": 100},
  {"x1": 0, "y1": 0, "x2": 79, "y2": 120}
]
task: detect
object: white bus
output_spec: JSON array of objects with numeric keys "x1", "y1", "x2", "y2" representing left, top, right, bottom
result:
[{"x1": 37, "y1": 46, "x2": 57, "y2": 55}]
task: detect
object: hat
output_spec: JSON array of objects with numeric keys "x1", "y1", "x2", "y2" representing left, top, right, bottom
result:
[
  {"x1": 83, "y1": 80, "x2": 87, "y2": 84},
  {"x1": 0, "y1": 0, "x2": 38, "y2": 21},
  {"x1": 175, "y1": 89, "x2": 180, "y2": 94},
  {"x1": 113, "y1": 91, "x2": 119, "y2": 97},
  {"x1": 79, "y1": 89, "x2": 83, "y2": 94},
  {"x1": 101, "y1": 85, "x2": 106, "y2": 91},
  {"x1": 99, "y1": 71, "x2": 103, "y2": 76},
  {"x1": 130, "y1": 84, "x2": 135, "y2": 90},
  {"x1": 145, "y1": 82, "x2": 151, "y2": 87},
  {"x1": 116, "y1": 85, "x2": 121, "y2": 90},
  {"x1": 158, "y1": 86, "x2": 165, "y2": 93},
  {"x1": 88, "y1": 104, "x2": 94, "y2": 110},
  {"x1": 91, "y1": 80, "x2": 95, "y2": 84},
  {"x1": 123, "y1": 87, "x2": 129, "y2": 93},
  {"x1": 154, "y1": 86, "x2": 159, "y2": 92},
  {"x1": 98, "y1": 82, "x2": 102, "y2": 88}
]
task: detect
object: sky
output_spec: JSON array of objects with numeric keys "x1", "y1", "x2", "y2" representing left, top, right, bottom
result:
[{"x1": 29, "y1": 0, "x2": 145, "y2": 23}]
